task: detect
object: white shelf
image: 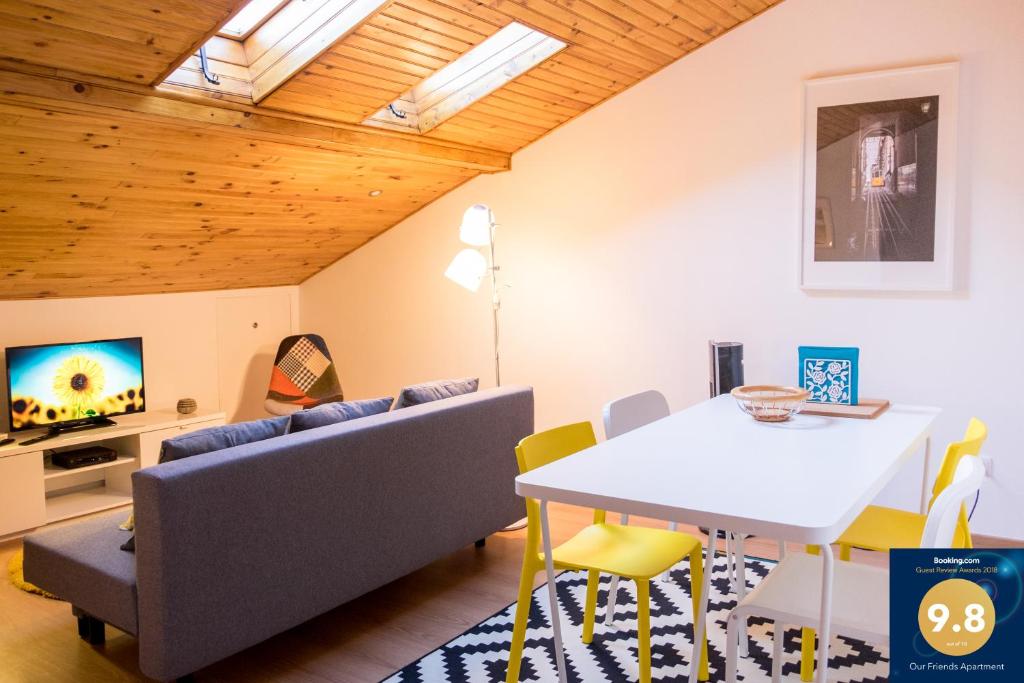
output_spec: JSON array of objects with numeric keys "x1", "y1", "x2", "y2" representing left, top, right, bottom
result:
[
  {"x1": 45, "y1": 486, "x2": 133, "y2": 524},
  {"x1": 1, "y1": 409, "x2": 225, "y2": 538},
  {"x1": 44, "y1": 455, "x2": 135, "y2": 480}
]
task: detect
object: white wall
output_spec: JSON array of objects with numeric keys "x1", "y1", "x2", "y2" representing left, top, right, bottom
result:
[
  {"x1": 0, "y1": 287, "x2": 299, "y2": 425},
  {"x1": 301, "y1": 0, "x2": 1024, "y2": 539}
]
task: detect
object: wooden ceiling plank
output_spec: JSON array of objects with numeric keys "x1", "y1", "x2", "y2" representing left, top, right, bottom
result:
[
  {"x1": 642, "y1": 0, "x2": 730, "y2": 35},
  {"x1": 343, "y1": 33, "x2": 450, "y2": 71},
  {"x1": 684, "y1": 0, "x2": 746, "y2": 26},
  {"x1": 586, "y1": 0, "x2": 713, "y2": 46},
  {"x1": 368, "y1": 12, "x2": 478, "y2": 52},
  {"x1": 0, "y1": 3, "x2": 195, "y2": 52},
  {"x1": 324, "y1": 42, "x2": 437, "y2": 78},
  {"x1": 0, "y1": 65, "x2": 510, "y2": 171},
  {"x1": 381, "y1": 4, "x2": 492, "y2": 44},
  {"x1": 354, "y1": 21, "x2": 462, "y2": 63},
  {"x1": 313, "y1": 50, "x2": 424, "y2": 85},
  {"x1": 495, "y1": 0, "x2": 674, "y2": 69},
  {"x1": 256, "y1": 92, "x2": 373, "y2": 123},
  {"x1": 488, "y1": 86, "x2": 586, "y2": 117},
  {"x1": 519, "y1": 66, "x2": 613, "y2": 101},
  {"x1": 511, "y1": 71, "x2": 604, "y2": 103},
  {"x1": 402, "y1": 0, "x2": 505, "y2": 36},
  {"x1": 297, "y1": 59, "x2": 420, "y2": 91},
  {"x1": 538, "y1": 0, "x2": 693, "y2": 57},
  {"x1": 541, "y1": 53, "x2": 629, "y2": 90},
  {"x1": 502, "y1": 80, "x2": 591, "y2": 111},
  {"x1": 278, "y1": 72, "x2": 404, "y2": 106}
]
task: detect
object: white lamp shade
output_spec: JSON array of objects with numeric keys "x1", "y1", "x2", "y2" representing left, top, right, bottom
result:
[
  {"x1": 444, "y1": 248, "x2": 487, "y2": 291},
  {"x1": 459, "y1": 204, "x2": 494, "y2": 246}
]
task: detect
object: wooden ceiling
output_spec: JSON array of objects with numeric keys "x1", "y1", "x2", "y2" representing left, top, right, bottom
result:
[{"x1": 0, "y1": 0, "x2": 781, "y2": 299}]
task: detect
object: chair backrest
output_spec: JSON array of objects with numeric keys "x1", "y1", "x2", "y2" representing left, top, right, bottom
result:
[
  {"x1": 264, "y1": 333, "x2": 343, "y2": 415},
  {"x1": 603, "y1": 390, "x2": 670, "y2": 440},
  {"x1": 515, "y1": 422, "x2": 602, "y2": 553},
  {"x1": 928, "y1": 418, "x2": 988, "y2": 548},
  {"x1": 929, "y1": 417, "x2": 987, "y2": 507},
  {"x1": 920, "y1": 455, "x2": 986, "y2": 548}
]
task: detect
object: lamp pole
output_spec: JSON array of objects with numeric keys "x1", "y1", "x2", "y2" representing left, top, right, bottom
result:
[{"x1": 488, "y1": 218, "x2": 501, "y2": 387}]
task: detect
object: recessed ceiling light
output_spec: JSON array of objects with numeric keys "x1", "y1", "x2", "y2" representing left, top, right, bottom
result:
[{"x1": 368, "y1": 189, "x2": 383, "y2": 197}]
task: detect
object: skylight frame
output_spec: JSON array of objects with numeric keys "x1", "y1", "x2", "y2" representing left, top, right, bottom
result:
[
  {"x1": 364, "y1": 22, "x2": 568, "y2": 135},
  {"x1": 218, "y1": 0, "x2": 290, "y2": 41}
]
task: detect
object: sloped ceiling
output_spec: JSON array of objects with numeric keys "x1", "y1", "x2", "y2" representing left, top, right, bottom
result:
[{"x1": 0, "y1": 0, "x2": 782, "y2": 299}]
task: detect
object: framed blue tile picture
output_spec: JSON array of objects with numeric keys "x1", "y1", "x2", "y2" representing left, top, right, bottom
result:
[{"x1": 798, "y1": 346, "x2": 859, "y2": 405}]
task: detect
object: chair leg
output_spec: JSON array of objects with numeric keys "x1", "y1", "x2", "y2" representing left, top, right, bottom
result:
[
  {"x1": 734, "y1": 533, "x2": 749, "y2": 657},
  {"x1": 726, "y1": 608, "x2": 740, "y2": 683},
  {"x1": 659, "y1": 521, "x2": 680, "y2": 583},
  {"x1": 582, "y1": 569, "x2": 600, "y2": 644},
  {"x1": 800, "y1": 628, "x2": 816, "y2": 681},
  {"x1": 605, "y1": 575, "x2": 620, "y2": 625},
  {"x1": 636, "y1": 579, "x2": 652, "y2": 683},
  {"x1": 839, "y1": 543, "x2": 851, "y2": 561},
  {"x1": 800, "y1": 544, "x2": 820, "y2": 682},
  {"x1": 772, "y1": 621, "x2": 784, "y2": 683},
  {"x1": 505, "y1": 557, "x2": 538, "y2": 683},
  {"x1": 725, "y1": 532, "x2": 736, "y2": 590},
  {"x1": 688, "y1": 547, "x2": 710, "y2": 681}
]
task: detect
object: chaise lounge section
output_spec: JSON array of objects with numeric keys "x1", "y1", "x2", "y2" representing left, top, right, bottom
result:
[{"x1": 24, "y1": 386, "x2": 532, "y2": 681}]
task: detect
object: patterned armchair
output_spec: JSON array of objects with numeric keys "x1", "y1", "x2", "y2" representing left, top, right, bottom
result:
[{"x1": 264, "y1": 334, "x2": 343, "y2": 415}]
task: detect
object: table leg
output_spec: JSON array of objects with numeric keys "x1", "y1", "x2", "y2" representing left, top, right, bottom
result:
[
  {"x1": 735, "y1": 533, "x2": 749, "y2": 657},
  {"x1": 815, "y1": 543, "x2": 834, "y2": 683},
  {"x1": 919, "y1": 436, "x2": 932, "y2": 514},
  {"x1": 540, "y1": 500, "x2": 567, "y2": 683},
  {"x1": 689, "y1": 527, "x2": 718, "y2": 683}
]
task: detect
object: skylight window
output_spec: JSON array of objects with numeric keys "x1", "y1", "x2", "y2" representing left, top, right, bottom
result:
[
  {"x1": 219, "y1": 0, "x2": 287, "y2": 39},
  {"x1": 364, "y1": 22, "x2": 567, "y2": 134}
]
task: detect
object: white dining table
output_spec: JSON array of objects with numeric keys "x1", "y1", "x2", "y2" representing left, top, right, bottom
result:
[{"x1": 515, "y1": 394, "x2": 939, "y2": 683}]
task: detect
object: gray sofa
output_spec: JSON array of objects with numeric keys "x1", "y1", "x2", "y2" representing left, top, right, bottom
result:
[{"x1": 24, "y1": 386, "x2": 532, "y2": 681}]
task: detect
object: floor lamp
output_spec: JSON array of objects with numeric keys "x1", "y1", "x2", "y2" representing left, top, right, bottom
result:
[
  {"x1": 445, "y1": 204, "x2": 527, "y2": 531},
  {"x1": 444, "y1": 204, "x2": 501, "y2": 387}
]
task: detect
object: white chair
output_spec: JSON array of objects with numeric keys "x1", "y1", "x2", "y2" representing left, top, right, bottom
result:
[
  {"x1": 602, "y1": 390, "x2": 752, "y2": 654},
  {"x1": 601, "y1": 390, "x2": 672, "y2": 625},
  {"x1": 725, "y1": 455, "x2": 986, "y2": 683}
]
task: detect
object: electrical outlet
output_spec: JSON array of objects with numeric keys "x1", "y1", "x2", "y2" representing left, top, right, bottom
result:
[{"x1": 981, "y1": 455, "x2": 994, "y2": 477}]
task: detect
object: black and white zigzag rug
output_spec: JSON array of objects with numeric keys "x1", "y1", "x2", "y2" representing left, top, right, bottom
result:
[{"x1": 383, "y1": 553, "x2": 888, "y2": 682}]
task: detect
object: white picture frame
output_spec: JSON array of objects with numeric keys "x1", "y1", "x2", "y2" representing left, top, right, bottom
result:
[{"x1": 800, "y1": 63, "x2": 959, "y2": 291}]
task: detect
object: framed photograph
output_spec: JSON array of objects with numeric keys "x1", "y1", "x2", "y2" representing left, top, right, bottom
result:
[{"x1": 800, "y1": 63, "x2": 959, "y2": 291}]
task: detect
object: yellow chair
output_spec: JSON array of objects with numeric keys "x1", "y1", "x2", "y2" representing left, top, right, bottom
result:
[
  {"x1": 506, "y1": 422, "x2": 710, "y2": 683},
  {"x1": 798, "y1": 417, "x2": 988, "y2": 681},
  {"x1": 837, "y1": 417, "x2": 987, "y2": 558}
]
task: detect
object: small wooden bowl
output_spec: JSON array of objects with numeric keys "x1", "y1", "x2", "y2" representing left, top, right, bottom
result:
[{"x1": 731, "y1": 385, "x2": 810, "y2": 422}]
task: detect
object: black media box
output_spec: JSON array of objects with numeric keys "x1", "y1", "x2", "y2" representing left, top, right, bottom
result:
[{"x1": 51, "y1": 446, "x2": 118, "y2": 469}]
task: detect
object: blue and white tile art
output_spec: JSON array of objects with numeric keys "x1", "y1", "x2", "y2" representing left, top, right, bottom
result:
[{"x1": 798, "y1": 346, "x2": 859, "y2": 405}]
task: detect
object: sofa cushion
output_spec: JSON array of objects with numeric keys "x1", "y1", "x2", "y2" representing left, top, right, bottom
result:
[
  {"x1": 288, "y1": 397, "x2": 394, "y2": 433},
  {"x1": 159, "y1": 416, "x2": 290, "y2": 464},
  {"x1": 393, "y1": 378, "x2": 479, "y2": 410},
  {"x1": 22, "y1": 509, "x2": 139, "y2": 635}
]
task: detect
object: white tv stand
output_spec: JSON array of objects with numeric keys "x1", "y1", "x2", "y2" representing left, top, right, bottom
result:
[{"x1": 0, "y1": 409, "x2": 225, "y2": 539}]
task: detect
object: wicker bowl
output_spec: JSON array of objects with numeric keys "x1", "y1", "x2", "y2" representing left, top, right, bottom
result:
[
  {"x1": 730, "y1": 385, "x2": 810, "y2": 422},
  {"x1": 176, "y1": 398, "x2": 197, "y2": 415}
]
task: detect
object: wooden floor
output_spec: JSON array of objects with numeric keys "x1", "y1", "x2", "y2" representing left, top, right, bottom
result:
[{"x1": 0, "y1": 504, "x2": 1008, "y2": 683}]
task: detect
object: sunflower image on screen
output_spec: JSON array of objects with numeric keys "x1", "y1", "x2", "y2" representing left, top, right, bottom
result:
[{"x1": 6, "y1": 338, "x2": 145, "y2": 431}]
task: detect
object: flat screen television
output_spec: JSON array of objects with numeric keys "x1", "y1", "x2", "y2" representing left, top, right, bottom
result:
[{"x1": 5, "y1": 337, "x2": 145, "y2": 436}]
